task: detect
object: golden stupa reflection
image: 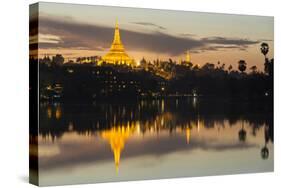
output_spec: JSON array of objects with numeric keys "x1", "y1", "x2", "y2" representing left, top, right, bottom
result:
[
  {"x1": 101, "y1": 125, "x2": 136, "y2": 174},
  {"x1": 100, "y1": 117, "x2": 201, "y2": 173}
]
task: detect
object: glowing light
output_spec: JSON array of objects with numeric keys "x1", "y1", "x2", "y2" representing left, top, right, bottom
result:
[
  {"x1": 136, "y1": 60, "x2": 140, "y2": 67},
  {"x1": 161, "y1": 99, "x2": 165, "y2": 113},
  {"x1": 67, "y1": 69, "x2": 74, "y2": 73},
  {"x1": 55, "y1": 106, "x2": 62, "y2": 119},
  {"x1": 197, "y1": 119, "x2": 201, "y2": 132},
  {"x1": 101, "y1": 126, "x2": 135, "y2": 174},
  {"x1": 186, "y1": 50, "x2": 191, "y2": 63},
  {"x1": 68, "y1": 122, "x2": 74, "y2": 131},
  {"x1": 46, "y1": 85, "x2": 52, "y2": 90},
  {"x1": 47, "y1": 106, "x2": 52, "y2": 119},
  {"x1": 99, "y1": 20, "x2": 135, "y2": 66},
  {"x1": 186, "y1": 127, "x2": 191, "y2": 144}
]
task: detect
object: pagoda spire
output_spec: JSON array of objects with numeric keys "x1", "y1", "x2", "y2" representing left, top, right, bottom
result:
[
  {"x1": 113, "y1": 19, "x2": 122, "y2": 45},
  {"x1": 99, "y1": 20, "x2": 135, "y2": 66},
  {"x1": 185, "y1": 50, "x2": 191, "y2": 63},
  {"x1": 115, "y1": 19, "x2": 118, "y2": 28}
]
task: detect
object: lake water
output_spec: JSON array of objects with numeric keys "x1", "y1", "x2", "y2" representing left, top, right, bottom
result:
[{"x1": 35, "y1": 98, "x2": 273, "y2": 186}]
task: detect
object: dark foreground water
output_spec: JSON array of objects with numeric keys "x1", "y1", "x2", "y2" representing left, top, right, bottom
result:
[{"x1": 34, "y1": 98, "x2": 273, "y2": 186}]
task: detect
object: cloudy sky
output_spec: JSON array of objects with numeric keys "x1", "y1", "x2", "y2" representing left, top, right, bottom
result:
[{"x1": 30, "y1": 2, "x2": 274, "y2": 71}]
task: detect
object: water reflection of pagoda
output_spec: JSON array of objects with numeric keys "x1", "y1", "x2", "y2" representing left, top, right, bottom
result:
[
  {"x1": 99, "y1": 20, "x2": 135, "y2": 66},
  {"x1": 101, "y1": 126, "x2": 135, "y2": 173}
]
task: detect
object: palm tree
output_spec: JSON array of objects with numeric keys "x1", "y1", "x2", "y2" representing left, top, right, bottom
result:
[
  {"x1": 260, "y1": 43, "x2": 271, "y2": 75},
  {"x1": 260, "y1": 42, "x2": 269, "y2": 59},
  {"x1": 264, "y1": 58, "x2": 274, "y2": 76},
  {"x1": 238, "y1": 60, "x2": 247, "y2": 73}
]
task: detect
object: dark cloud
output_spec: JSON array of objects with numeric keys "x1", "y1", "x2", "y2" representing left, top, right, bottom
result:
[
  {"x1": 32, "y1": 16, "x2": 259, "y2": 56},
  {"x1": 198, "y1": 45, "x2": 248, "y2": 52},
  {"x1": 259, "y1": 39, "x2": 273, "y2": 42},
  {"x1": 131, "y1": 22, "x2": 166, "y2": 30},
  {"x1": 180, "y1": 33, "x2": 197, "y2": 37},
  {"x1": 201, "y1": 36, "x2": 259, "y2": 46},
  {"x1": 34, "y1": 16, "x2": 204, "y2": 56}
]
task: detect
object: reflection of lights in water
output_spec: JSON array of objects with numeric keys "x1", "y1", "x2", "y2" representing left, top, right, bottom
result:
[
  {"x1": 161, "y1": 99, "x2": 165, "y2": 113},
  {"x1": 55, "y1": 106, "x2": 62, "y2": 119},
  {"x1": 192, "y1": 97, "x2": 197, "y2": 108},
  {"x1": 197, "y1": 118, "x2": 201, "y2": 132},
  {"x1": 161, "y1": 117, "x2": 164, "y2": 126},
  {"x1": 122, "y1": 107, "x2": 126, "y2": 116},
  {"x1": 38, "y1": 145, "x2": 60, "y2": 157},
  {"x1": 68, "y1": 122, "x2": 74, "y2": 132},
  {"x1": 136, "y1": 121, "x2": 141, "y2": 135},
  {"x1": 141, "y1": 100, "x2": 144, "y2": 108},
  {"x1": 186, "y1": 127, "x2": 191, "y2": 144},
  {"x1": 176, "y1": 99, "x2": 179, "y2": 108},
  {"x1": 47, "y1": 106, "x2": 52, "y2": 119},
  {"x1": 101, "y1": 126, "x2": 135, "y2": 174},
  {"x1": 261, "y1": 146, "x2": 269, "y2": 159},
  {"x1": 96, "y1": 121, "x2": 100, "y2": 128}
]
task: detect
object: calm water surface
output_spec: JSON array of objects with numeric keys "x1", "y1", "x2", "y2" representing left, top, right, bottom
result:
[{"x1": 35, "y1": 98, "x2": 273, "y2": 186}]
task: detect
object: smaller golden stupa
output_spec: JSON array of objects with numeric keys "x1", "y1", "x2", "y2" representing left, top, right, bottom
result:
[{"x1": 98, "y1": 20, "x2": 135, "y2": 66}]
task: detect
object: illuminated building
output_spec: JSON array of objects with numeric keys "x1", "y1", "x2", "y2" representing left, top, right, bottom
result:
[
  {"x1": 99, "y1": 20, "x2": 135, "y2": 66},
  {"x1": 185, "y1": 50, "x2": 191, "y2": 63}
]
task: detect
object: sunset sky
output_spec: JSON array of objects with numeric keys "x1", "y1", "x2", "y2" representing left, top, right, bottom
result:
[{"x1": 30, "y1": 2, "x2": 274, "y2": 71}]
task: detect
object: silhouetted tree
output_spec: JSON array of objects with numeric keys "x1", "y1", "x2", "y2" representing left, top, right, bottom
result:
[
  {"x1": 260, "y1": 43, "x2": 273, "y2": 76},
  {"x1": 238, "y1": 60, "x2": 247, "y2": 73},
  {"x1": 250, "y1": 65, "x2": 257, "y2": 74},
  {"x1": 261, "y1": 146, "x2": 269, "y2": 159},
  {"x1": 193, "y1": 64, "x2": 200, "y2": 71},
  {"x1": 238, "y1": 121, "x2": 247, "y2": 142},
  {"x1": 228, "y1": 65, "x2": 233, "y2": 72},
  {"x1": 202, "y1": 63, "x2": 215, "y2": 71},
  {"x1": 219, "y1": 63, "x2": 225, "y2": 71},
  {"x1": 264, "y1": 58, "x2": 273, "y2": 76},
  {"x1": 187, "y1": 62, "x2": 193, "y2": 69},
  {"x1": 52, "y1": 54, "x2": 64, "y2": 67},
  {"x1": 217, "y1": 61, "x2": 220, "y2": 68},
  {"x1": 260, "y1": 42, "x2": 269, "y2": 59}
]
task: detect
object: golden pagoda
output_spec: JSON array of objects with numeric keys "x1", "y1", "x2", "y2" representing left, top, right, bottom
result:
[
  {"x1": 186, "y1": 50, "x2": 191, "y2": 63},
  {"x1": 99, "y1": 20, "x2": 135, "y2": 66}
]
